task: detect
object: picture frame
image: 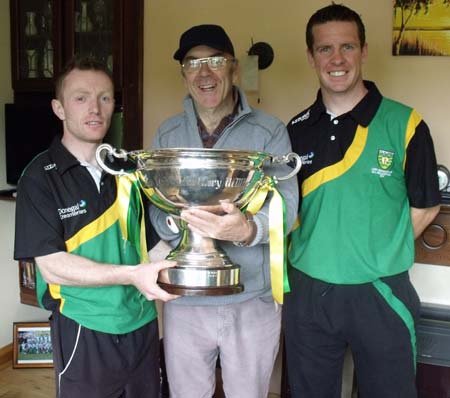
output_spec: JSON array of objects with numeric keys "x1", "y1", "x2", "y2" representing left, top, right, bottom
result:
[
  {"x1": 13, "y1": 322, "x2": 53, "y2": 368},
  {"x1": 393, "y1": 1, "x2": 450, "y2": 56},
  {"x1": 18, "y1": 259, "x2": 39, "y2": 307}
]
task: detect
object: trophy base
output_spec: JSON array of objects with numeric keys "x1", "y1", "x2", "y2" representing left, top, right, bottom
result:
[
  {"x1": 158, "y1": 264, "x2": 243, "y2": 296},
  {"x1": 159, "y1": 282, "x2": 244, "y2": 296}
]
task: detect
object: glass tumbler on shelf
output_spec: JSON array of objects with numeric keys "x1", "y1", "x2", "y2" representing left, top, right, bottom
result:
[
  {"x1": 75, "y1": 12, "x2": 81, "y2": 32},
  {"x1": 43, "y1": 40, "x2": 54, "y2": 77},
  {"x1": 41, "y1": 1, "x2": 53, "y2": 34},
  {"x1": 26, "y1": 49, "x2": 39, "y2": 78},
  {"x1": 93, "y1": 0, "x2": 106, "y2": 29},
  {"x1": 79, "y1": 1, "x2": 93, "y2": 32},
  {"x1": 25, "y1": 11, "x2": 38, "y2": 36}
]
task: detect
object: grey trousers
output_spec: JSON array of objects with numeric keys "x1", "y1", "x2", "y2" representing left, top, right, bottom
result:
[{"x1": 163, "y1": 296, "x2": 281, "y2": 398}]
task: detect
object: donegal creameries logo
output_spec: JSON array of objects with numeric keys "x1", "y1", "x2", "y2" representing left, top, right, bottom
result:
[
  {"x1": 58, "y1": 200, "x2": 87, "y2": 220},
  {"x1": 371, "y1": 150, "x2": 394, "y2": 178}
]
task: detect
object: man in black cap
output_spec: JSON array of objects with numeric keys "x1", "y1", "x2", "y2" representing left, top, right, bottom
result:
[
  {"x1": 150, "y1": 24, "x2": 298, "y2": 398},
  {"x1": 173, "y1": 24, "x2": 235, "y2": 62}
]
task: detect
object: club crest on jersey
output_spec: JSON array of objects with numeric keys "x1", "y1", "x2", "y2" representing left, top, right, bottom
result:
[
  {"x1": 377, "y1": 150, "x2": 394, "y2": 170},
  {"x1": 371, "y1": 149, "x2": 394, "y2": 178}
]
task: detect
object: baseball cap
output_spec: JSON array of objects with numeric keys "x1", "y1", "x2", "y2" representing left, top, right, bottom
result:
[{"x1": 173, "y1": 24, "x2": 235, "y2": 62}]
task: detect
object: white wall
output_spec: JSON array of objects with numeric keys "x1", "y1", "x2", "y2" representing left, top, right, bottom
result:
[
  {"x1": 410, "y1": 263, "x2": 450, "y2": 305},
  {"x1": 0, "y1": 201, "x2": 51, "y2": 348}
]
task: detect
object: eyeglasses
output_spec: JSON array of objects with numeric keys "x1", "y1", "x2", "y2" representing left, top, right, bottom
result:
[{"x1": 181, "y1": 56, "x2": 233, "y2": 73}]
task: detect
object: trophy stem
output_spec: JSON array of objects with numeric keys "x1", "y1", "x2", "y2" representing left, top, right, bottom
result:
[{"x1": 157, "y1": 227, "x2": 244, "y2": 296}]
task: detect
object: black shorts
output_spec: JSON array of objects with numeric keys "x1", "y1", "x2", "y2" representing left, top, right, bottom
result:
[
  {"x1": 50, "y1": 312, "x2": 160, "y2": 398},
  {"x1": 282, "y1": 268, "x2": 421, "y2": 398}
]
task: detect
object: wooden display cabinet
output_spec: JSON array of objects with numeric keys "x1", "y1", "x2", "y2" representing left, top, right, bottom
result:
[
  {"x1": 9, "y1": 0, "x2": 143, "y2": 149},
  {"x1": 18, "y1": 259, "x2": 39, "y2": 307}
]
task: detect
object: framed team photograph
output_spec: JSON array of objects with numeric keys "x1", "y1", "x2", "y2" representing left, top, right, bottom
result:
[{"x1": 13, "y1": 322, "x2": 53, "y2": 368}]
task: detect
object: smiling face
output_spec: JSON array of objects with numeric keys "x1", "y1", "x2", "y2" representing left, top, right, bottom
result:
[
  {"x1": 51, "y1": 68, "x2": 115, "y2": 149},
  {"x1": 181, "y1": 45, "x2": 238, "y2": 116},
  {"x1": 307, "y1": 20, "x2": 368, "y2": 103}
]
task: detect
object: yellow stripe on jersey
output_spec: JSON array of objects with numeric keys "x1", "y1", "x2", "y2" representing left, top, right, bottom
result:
[
  {"x1": 48, "y1": 283, "x2": 63, "y2": 310},
  {"x1": 56, "y1": 199, "x2": 120, "y2": 312},
  {"x1": 302, "y1": 125, "x2": 368, "y2": 198},
  {"x1": 403, "y1": 110, "x2": 422, "y2": 170},
  {"x1": 65, "y1": 198, "x2": 120, "y2": 253}
]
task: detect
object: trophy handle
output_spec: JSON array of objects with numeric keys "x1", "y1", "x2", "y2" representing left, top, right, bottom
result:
[
  {"x1": 270, "y1": 152, "x2": 302, "y2": 181},
  {"x1": 95, "y1": 143, "x2": 131, "y2": 176}
]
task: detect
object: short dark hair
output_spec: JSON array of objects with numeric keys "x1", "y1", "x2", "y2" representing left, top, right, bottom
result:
[
  {"x1": 55, "y1": 57, "x2": 113, "y2": 100},
  {"x1": 306, "y1": 3, "x2": 366, "y2": 52}
]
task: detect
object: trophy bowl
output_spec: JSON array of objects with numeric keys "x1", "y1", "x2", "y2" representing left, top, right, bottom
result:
[{"x1": 96, "y1": 144, "x2": 300, "y2": 296}]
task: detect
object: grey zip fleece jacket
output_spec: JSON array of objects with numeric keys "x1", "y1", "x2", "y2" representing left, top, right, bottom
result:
[{"x1": 149, "y1": 87, "x2": 299, "y2": 305}]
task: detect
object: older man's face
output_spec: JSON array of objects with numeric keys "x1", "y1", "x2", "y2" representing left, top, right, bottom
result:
[{"x1": 181, "y1": 45, "x2": 237, "y2": 113}]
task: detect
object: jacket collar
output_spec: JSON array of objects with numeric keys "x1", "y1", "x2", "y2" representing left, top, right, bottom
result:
[{"x1": 183, "y1": 86, "x2": 253, "y2": 129}]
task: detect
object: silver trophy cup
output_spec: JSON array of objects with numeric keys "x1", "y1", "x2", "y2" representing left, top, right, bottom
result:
[{"x1": 96, "y1": 144, "x2": 301, "y2": 296}]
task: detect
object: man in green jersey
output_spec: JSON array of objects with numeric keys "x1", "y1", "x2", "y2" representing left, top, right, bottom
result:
[
  {"x1": 284, "y1": 4, "x2": 440, "y2": 398},
  {"x1": 14, "y1": 58, "x2": 177, "y2": 398}
]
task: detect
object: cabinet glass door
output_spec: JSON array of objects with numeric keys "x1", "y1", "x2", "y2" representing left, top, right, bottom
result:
[
  {"x1": 17, "y1": 0, "x2": 55, "y2": 80},
  {"x1": 73, "y1": 0, "x2": 115, "y2": 74}
]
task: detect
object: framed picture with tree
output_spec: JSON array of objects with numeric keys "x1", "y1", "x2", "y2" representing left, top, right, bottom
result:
[{"x1": 393, "y1": 0, "x2": 450, "y2": 56}]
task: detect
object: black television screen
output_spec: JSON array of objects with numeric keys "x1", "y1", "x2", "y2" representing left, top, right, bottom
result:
[{"x1": 4, "y1": 103, "x2": 62, "y2": 186}]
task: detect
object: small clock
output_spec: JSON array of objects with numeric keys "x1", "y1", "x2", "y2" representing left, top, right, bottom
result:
[{"x1": 437, "y1": 164, "x2": 450, "y2": 192}]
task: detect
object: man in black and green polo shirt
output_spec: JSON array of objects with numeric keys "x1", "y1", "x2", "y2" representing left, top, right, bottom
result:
[
  {"x1": 283, "y1": 4, "x2": 440, "y2": 398},
  {"x1": 14, "y1": 58, "x2": 177, "y2": 398}
]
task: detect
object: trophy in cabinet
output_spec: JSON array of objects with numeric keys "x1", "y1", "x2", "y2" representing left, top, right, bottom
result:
[{"x1": 96, "y1": 144, "x2": 301, "y2": 298}]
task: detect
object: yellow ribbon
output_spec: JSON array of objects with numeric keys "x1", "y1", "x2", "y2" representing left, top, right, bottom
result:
[
  {"x1": 116, "y1": 174, "x2": 149, "y2": 262},
  {"x1": 245, "y1": 177, "x2": 289, "y2": 304}
]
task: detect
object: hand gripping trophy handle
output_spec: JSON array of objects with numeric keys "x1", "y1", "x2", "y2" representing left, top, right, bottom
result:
[{"x1": 96, "y1": 143, "x2": 301, "y2": 297}]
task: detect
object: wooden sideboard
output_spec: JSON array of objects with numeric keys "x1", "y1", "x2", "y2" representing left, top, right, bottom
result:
[{"x1": 18, "y1": 259, "x2": 39, "y2": 307}]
